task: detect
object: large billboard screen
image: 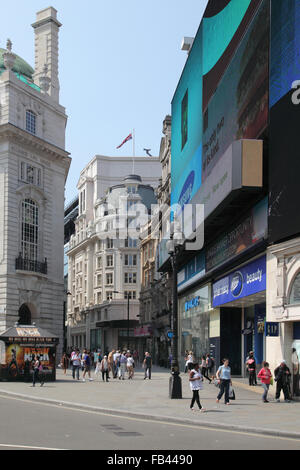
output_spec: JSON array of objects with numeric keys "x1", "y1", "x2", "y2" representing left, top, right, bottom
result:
[
  {"x1": 269, "y1": 0, "x2": 300, "y2": 243},
  {"x1": 171, "y1": 0, "x2": 266, "y2": 209},
  {"x1": 202, "y1": 0, "x2": 269, "y2": 182}
]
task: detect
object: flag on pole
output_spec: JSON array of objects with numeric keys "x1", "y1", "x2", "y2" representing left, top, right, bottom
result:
[{"x1": 116, "y1": 133, "x2": 133, "y2": 149}]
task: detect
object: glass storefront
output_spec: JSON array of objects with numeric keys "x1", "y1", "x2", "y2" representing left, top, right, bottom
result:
[{"x1": 179, "y1": 284, "x2": 211, "y2": 368}]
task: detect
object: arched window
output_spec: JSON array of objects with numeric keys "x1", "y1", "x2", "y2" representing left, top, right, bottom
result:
[
  {"x1": 18, "y1": 304, "x2": 32, "y2": 325},
  {"x1": 289, "y1": 271, "x2": 300, "y2": 305},
  {"x1": 26, "y1": 110, "x2": 36, "y2": 135},
  {"x1": 21, "y1": 199, "x2": 39, "y2": 261}
]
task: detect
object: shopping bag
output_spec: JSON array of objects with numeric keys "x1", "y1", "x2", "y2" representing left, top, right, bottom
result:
[
  {"x1": 229, "y1": 386, "x2": 235, "y2": 400},
  {"x1": 270, "y1": 377, "x2": 274, "y2": 386}
]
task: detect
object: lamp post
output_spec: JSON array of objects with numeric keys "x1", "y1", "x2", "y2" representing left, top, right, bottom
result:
[{"x1": 166, "y1": 228, "x2": 183, "y2": 399}]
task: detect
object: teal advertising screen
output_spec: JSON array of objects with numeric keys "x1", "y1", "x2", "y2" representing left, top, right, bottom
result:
[{"x1": 171, "y1": 0, "x2": 265, "y2": 209}]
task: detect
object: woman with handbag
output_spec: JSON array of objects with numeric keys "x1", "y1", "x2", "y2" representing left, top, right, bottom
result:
[
  {"x1": 189, "y1": 363, "x2": 206, "y2": 412},
  {"x1": 216, "y1": 358, "x2": 232, "y2": 405}
]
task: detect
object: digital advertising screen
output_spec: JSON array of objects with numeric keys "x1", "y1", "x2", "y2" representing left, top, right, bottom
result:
[
  {"x1": 269, "y1": 0, "x2": 300, "y2": 243},
  {"x1": 171, "y1": 0, "x2": 266, "y2": 211}
]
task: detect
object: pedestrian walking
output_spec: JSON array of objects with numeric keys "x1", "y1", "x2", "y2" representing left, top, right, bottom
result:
[
  {"x1": 201, "y1": 355, "x2": 212, "y2": 383},
  {"x1": 82, "y1": 349, "x2": 93, "y2": 382},
  {"x1": 246, "y1": 351, "x2": 257, "y2": 386},
  {"x1": 184, "y1": 350, "x2": 189, "y2": 373},
  {"x1": 113, "y1": 350, "x2": 121, "y2": 378},
  {"x1": 143, "y1": 352, "x2": 152, "y2": 380},
  {"x1": 32, "y1": 355, "x2": 44, "y2": 387},
  {"x1": 216, "y1": 358, "x2": 232, "y2": 405},
  {"x1": 189, "y1": 363, "x2": 205, "y2": 412},
  {"x1": 60, "y1": 352, "x2": 69, "y2": 375},
  {"x1": 71, "y1": 348, "x2": 81, "y2": 380},
  {"x1": 206, "y1": 354, "x2": 215, "y2": 376},
  {"x1": 274, "y1": 360, "x2": 291, "y2": 402},
  {"x1": 94, "y1": 356, "x2": 102, "y2": 381},
  {"x1": 133, "y1": 350, "x2": 139, "y2": 366},
  {"x1": 108, "y1": 349, "x2": 115, "y2": 378},
  {"x1": 257, "y1": 361, "x2": 272, "y2": 403},
  {"x1": 185, "y1": 351, "x2": 195, "y2": 372},
  {"x1": 119, "y1": 352, "x2": 127, "y2": 380},
  {"x1": 100, "y1": 356, "x2": 110, "y2": 382},
  {"x1": 127, "y1": 353, "x2": 135, "y2": 379}
]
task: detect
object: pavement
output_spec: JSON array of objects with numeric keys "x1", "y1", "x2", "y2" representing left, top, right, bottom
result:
[{"x1": 0, "y1": 365, "x2": 299, "y2": 440}]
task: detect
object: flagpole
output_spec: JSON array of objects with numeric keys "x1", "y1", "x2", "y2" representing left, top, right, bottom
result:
[{"x1": 132, "y1": 128, "x2": 135, "y2": 174}]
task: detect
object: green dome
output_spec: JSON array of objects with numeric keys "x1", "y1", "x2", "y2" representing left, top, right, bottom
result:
[{"x1": 0, "y1": 48, "x2": 34, "y2": 79}]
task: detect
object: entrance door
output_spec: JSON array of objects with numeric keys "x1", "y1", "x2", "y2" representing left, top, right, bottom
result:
[{"x1": 220, "y1": 307, "x2": 242, "y2": 375}]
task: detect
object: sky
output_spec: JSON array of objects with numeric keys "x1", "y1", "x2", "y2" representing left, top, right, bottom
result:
[{"x1": 2, "y1": 0, "x2": 208, "y2": 202}]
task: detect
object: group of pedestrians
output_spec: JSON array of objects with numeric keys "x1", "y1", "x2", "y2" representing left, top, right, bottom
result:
[
  {"x1": 188, "y1": 353, "x2": 293, "y2": 412},
  {"x1": 65, "y1": 347, "x2": 151, "y2": 383}
]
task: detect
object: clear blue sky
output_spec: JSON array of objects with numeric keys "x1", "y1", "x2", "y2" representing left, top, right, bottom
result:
[{"x1": 2, "y1": 0, "x2": 208, "y2": 202}]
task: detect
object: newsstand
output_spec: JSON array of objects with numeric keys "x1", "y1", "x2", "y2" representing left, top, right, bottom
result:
[{"x1": 0, "y1": 323, "x2": 59, "y2": 382}]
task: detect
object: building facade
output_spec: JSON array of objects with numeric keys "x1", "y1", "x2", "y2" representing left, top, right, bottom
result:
[
  {"x1": 159, "y1": 0, "x2": 300, "y2": 392},
  {"x1": 138, "y1": 115, "x2": 173, "y2": 366},
  {"x1": 66, "y1": 158, "x2": 161, "y2": 352},
  {"x1": 0, "y1": 8, "x2": 71, "y2": 360}
]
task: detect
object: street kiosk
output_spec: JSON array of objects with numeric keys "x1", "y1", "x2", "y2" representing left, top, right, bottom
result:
[{"x1": 0, "y1": 324, "x2": 59, "y2": 382}]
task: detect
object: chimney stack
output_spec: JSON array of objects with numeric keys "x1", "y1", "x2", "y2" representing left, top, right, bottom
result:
[{"x1": 32, "y1": 7, "x2": 62, "y2": 103}]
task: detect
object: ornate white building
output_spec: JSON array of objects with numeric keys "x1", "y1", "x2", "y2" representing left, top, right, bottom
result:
[
  {"x1": 66, "y1": 157, "x2": 161, "y2": 351},
  {"x1": 0, "y1": 8, "x2": 71, "y2": 357}
]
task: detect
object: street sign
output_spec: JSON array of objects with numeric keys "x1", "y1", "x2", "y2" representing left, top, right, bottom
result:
[
  {"x1": 167, "y1": 331, "x2": 173, "y2": 339},
  {"x1": 265, "y1": 322, "x2": 280, "y2": 337}
]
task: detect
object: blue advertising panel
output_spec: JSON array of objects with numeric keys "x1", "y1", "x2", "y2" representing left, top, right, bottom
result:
[
  {"x1": 212, "y1": 255, "x2": 266, "y2": 307},
  {"x1": 171, "y1": 0, "x2": 267, "y2": 209}
]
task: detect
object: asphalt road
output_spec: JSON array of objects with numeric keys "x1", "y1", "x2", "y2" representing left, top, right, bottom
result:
[{"x1": 0, "y1": 394, "x2": 300, "y2": 451}]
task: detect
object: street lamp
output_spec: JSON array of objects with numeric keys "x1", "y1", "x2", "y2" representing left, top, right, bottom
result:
[
  {"x1": 166, "y1": 226, "x2": 184, "y2": 399},
  {"x1": 113, "y1": 290, "x2": 130, "y2": 350}
]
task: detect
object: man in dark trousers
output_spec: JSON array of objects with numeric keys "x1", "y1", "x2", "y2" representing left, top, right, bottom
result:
[
  {"x1": 274, "y1": 360, "x2": 291, "y2": 402},
  {"x1": 143, "y1": 352, "x2": 152, "y2": 380}
]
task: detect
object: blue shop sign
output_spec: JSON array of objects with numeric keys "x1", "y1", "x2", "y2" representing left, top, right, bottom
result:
[
  {"x1": 213, "y1": 256, "x2": 266, "y2": 307},
  {"x1": 265, "y1": 322, "x2": 279, "y2": 337}
]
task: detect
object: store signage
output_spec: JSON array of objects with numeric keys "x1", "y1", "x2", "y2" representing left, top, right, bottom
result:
[
  {"x1": 206, "y1": 197, "x2": 267, "y2": 273},
  {"x1": 265, "y1": 322, "x2": 279, "y2": 337},
  {"x1": 212, "y1": 256, "x2": 266, "y2": 307},
  {"x1": 134, "y1": 325, "x2": 152, "y2": 337},
  {"x1": 185, "y1": 296, "x2": 201, "y2": 312}
]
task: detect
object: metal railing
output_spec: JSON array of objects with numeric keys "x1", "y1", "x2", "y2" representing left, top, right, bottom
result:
[{"x1": 15, "y1": 254, "x2": 47, "y2": 275}]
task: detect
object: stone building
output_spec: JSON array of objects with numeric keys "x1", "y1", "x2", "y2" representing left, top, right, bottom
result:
[
  {"x1": 66, "y1": 156, "x2": 161, "y2": 351},
  {"x1": 138, "y1": 115, "x2": 173, "y2": 366},
  {"x1": 0, "y1": 7, "x2": 71, "y2": 359}
]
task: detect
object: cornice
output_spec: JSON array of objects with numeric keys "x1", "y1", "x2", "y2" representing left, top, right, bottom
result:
[{"x1": 0, "y1": 123, "x2": 71, "y2": 170}]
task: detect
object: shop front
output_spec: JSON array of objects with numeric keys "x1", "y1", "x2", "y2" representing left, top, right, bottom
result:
[
  {"x1": 212, "y1": 255, "x2": 266, "y2": 376},
  {"x1": 178, "y1": 283, "x2": 211, "y2": 370}
]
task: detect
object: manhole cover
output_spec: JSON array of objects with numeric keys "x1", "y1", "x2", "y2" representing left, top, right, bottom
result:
[{"x1": 113, "y1": 432, "x2": 143, "y2": 437}]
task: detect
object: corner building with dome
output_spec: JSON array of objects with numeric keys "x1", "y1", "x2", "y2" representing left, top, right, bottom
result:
[{"x1": 0, "y1": 7, "x2": 71, "y2": 360}]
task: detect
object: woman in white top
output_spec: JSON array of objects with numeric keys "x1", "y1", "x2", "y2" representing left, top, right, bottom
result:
[
  {"x1": 127, "y1": 354, "x2": 135, "y2": 380},
  {"x1": 186, "y1": 351, "x2": 195, "y2": 372},
  {"x1": 189, "y1": 363, "x2": 205, "y2": 412}
]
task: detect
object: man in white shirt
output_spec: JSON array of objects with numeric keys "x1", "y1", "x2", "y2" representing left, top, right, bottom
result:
[
  {"x1": 72, "y1": 348, "x2": 81, "y2": 380},
  {"x1": 113, "y1": 350, "x2": 121, "y2": 378}
]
